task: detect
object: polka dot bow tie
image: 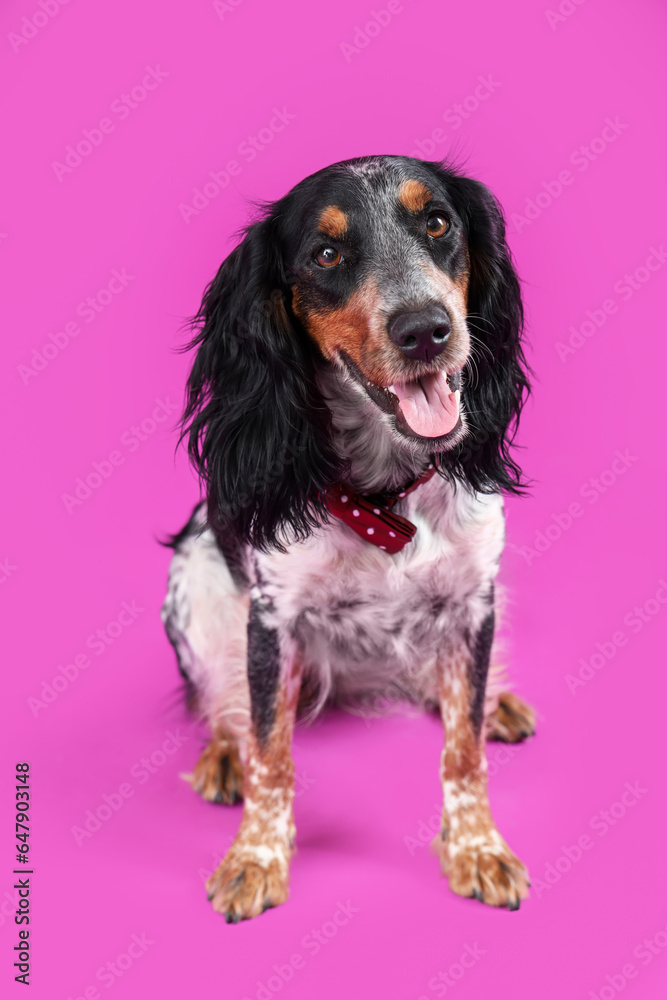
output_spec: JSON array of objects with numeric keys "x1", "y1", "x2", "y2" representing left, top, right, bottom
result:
[{"x1": 322, "y1": 464, "x2": 438, "y2": 554}]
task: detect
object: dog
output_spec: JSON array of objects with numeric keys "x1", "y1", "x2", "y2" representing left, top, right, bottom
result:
[{"x1": 162, "y1": 155, "x2": 535, "y2": 922}]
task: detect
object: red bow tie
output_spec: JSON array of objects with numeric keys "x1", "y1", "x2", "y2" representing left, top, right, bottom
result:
[{"x1": 322, "y1": 464, "x2": 438, "y2": 554}]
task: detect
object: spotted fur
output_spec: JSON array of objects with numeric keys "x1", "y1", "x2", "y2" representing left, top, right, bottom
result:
[{"x1": 161, "y1": 155, "x2": 534, "y2": 920}]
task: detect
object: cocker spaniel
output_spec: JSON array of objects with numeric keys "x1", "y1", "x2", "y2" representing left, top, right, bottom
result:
[{"x1": 162, "y1": 155, "x2": 535, "y2": 921}]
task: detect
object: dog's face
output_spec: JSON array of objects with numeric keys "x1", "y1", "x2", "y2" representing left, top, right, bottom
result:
[
  {"x1": 282, "y1": 159, "x2": 472, "y2": 448},
  {"x1": 183, "y1": 155, "x2": 529, "y2": 549}
]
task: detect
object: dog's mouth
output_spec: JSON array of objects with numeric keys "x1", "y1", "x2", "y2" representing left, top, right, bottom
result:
[{"x1": 340, "y1": 352, "x2": 463, "y2": 442}]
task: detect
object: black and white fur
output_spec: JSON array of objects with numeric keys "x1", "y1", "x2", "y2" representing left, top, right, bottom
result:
[{"x1": 162, "y1": 156, "x2": 534, "y2": 920}]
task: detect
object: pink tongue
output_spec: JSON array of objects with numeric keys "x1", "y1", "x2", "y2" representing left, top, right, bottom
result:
[{"x1": 391, "y1": 371, "x2": 459, "y2": 437}]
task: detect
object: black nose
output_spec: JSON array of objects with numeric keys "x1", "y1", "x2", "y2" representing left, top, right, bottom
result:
[{"x1": 388, "y1": 306, "x2": 451, "y2": 363}]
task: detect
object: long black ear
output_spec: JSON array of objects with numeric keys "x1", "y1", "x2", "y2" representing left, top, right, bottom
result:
[
  {"x1": 427, "y1": 163, "x2": 531, "y2": 495},
  {"x1": 181, "y1": 213, "x2": 342, "y2": 551}
]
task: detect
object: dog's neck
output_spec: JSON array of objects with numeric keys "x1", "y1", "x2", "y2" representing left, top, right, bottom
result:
[{"x1": 317, "y1": 365, "x2": 434, "y2": 496}]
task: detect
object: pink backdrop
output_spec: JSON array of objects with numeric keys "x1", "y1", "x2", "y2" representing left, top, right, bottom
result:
[{"x1": 2, "y1": 1, "x2": 666, "y2": 997}]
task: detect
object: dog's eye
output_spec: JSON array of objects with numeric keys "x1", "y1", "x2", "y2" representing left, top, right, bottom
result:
[
  {"x1": 426, "y1": 213, "x2": 449, "y2": 238},
  {"x1": 315, "y1": 247, "x2": 343, "y2": 268}
]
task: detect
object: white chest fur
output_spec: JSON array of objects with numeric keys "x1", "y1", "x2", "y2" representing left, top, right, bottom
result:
[{"x1": 255, "y1": 478, "x2": 506, "y2": 707}]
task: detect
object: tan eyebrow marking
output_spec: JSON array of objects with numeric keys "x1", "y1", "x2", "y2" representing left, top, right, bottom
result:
[
  {"x1": 318, "y1": 205, "x2": 348, "y2": 239},
  {"x1": 398, "y1": 179, "x2": 432, "y2": 213}
]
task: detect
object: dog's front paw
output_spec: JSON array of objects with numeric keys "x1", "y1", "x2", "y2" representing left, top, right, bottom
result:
[
  {"x1": 437, "y1": 835, "x2": 530, "y2": 910},
  {"x1": 486, "y1": 692, "x2": 536, "y2": 743},
  {"x1": 206, "y1": 842, "x2": 290, "y2": 922},
  {"x1": 186, "y1": 738, "x2": 244, "y2": 804}
]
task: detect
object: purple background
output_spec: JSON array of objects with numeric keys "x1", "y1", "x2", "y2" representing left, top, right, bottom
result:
[{"x1": 2, "y1": 0, "x2": 667, "y2": 997}]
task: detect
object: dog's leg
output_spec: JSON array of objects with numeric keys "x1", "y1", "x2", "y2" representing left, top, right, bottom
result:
[
  {"x1": 206, "y1": 592, "x2": 301, "y2": 922},
  {"x1": 188, "y1": 729, "x2": 244, "y2": 804},
  {"x1": 434, "y1": 607, "x2": 530, "y2": 909}
]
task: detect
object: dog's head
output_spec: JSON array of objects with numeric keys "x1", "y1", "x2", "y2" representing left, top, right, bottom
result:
[{"x1": 183, "y1": 155, "x2": 529, "y2": 550}]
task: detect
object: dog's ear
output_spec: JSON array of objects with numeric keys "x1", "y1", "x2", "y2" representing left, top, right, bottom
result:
[
  {"x1": 181, "y1": 214, "x2": 342, "y2": 551},
  {"x1": 428, "y1": 164, "x2": 531, "y2": 494}
]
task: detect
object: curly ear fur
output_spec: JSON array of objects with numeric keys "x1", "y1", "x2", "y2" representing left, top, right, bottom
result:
[
  {"x1": 426, "y1": 162, "x2": 531, "y2": 495},
  {"x1": 181, "y1": 213, "x2": 343, "y2": 551}
]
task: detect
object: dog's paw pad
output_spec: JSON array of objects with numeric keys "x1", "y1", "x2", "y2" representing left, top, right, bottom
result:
[
  {"x1": 206, "y1": 854, "x2": 289, "y2": 922},
  {"x1": 443, "y1": 840, "x2": 530, "y2": 910},
  {"x1": 486, "y1": 692, "x2": 536, "y2": 743}
]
